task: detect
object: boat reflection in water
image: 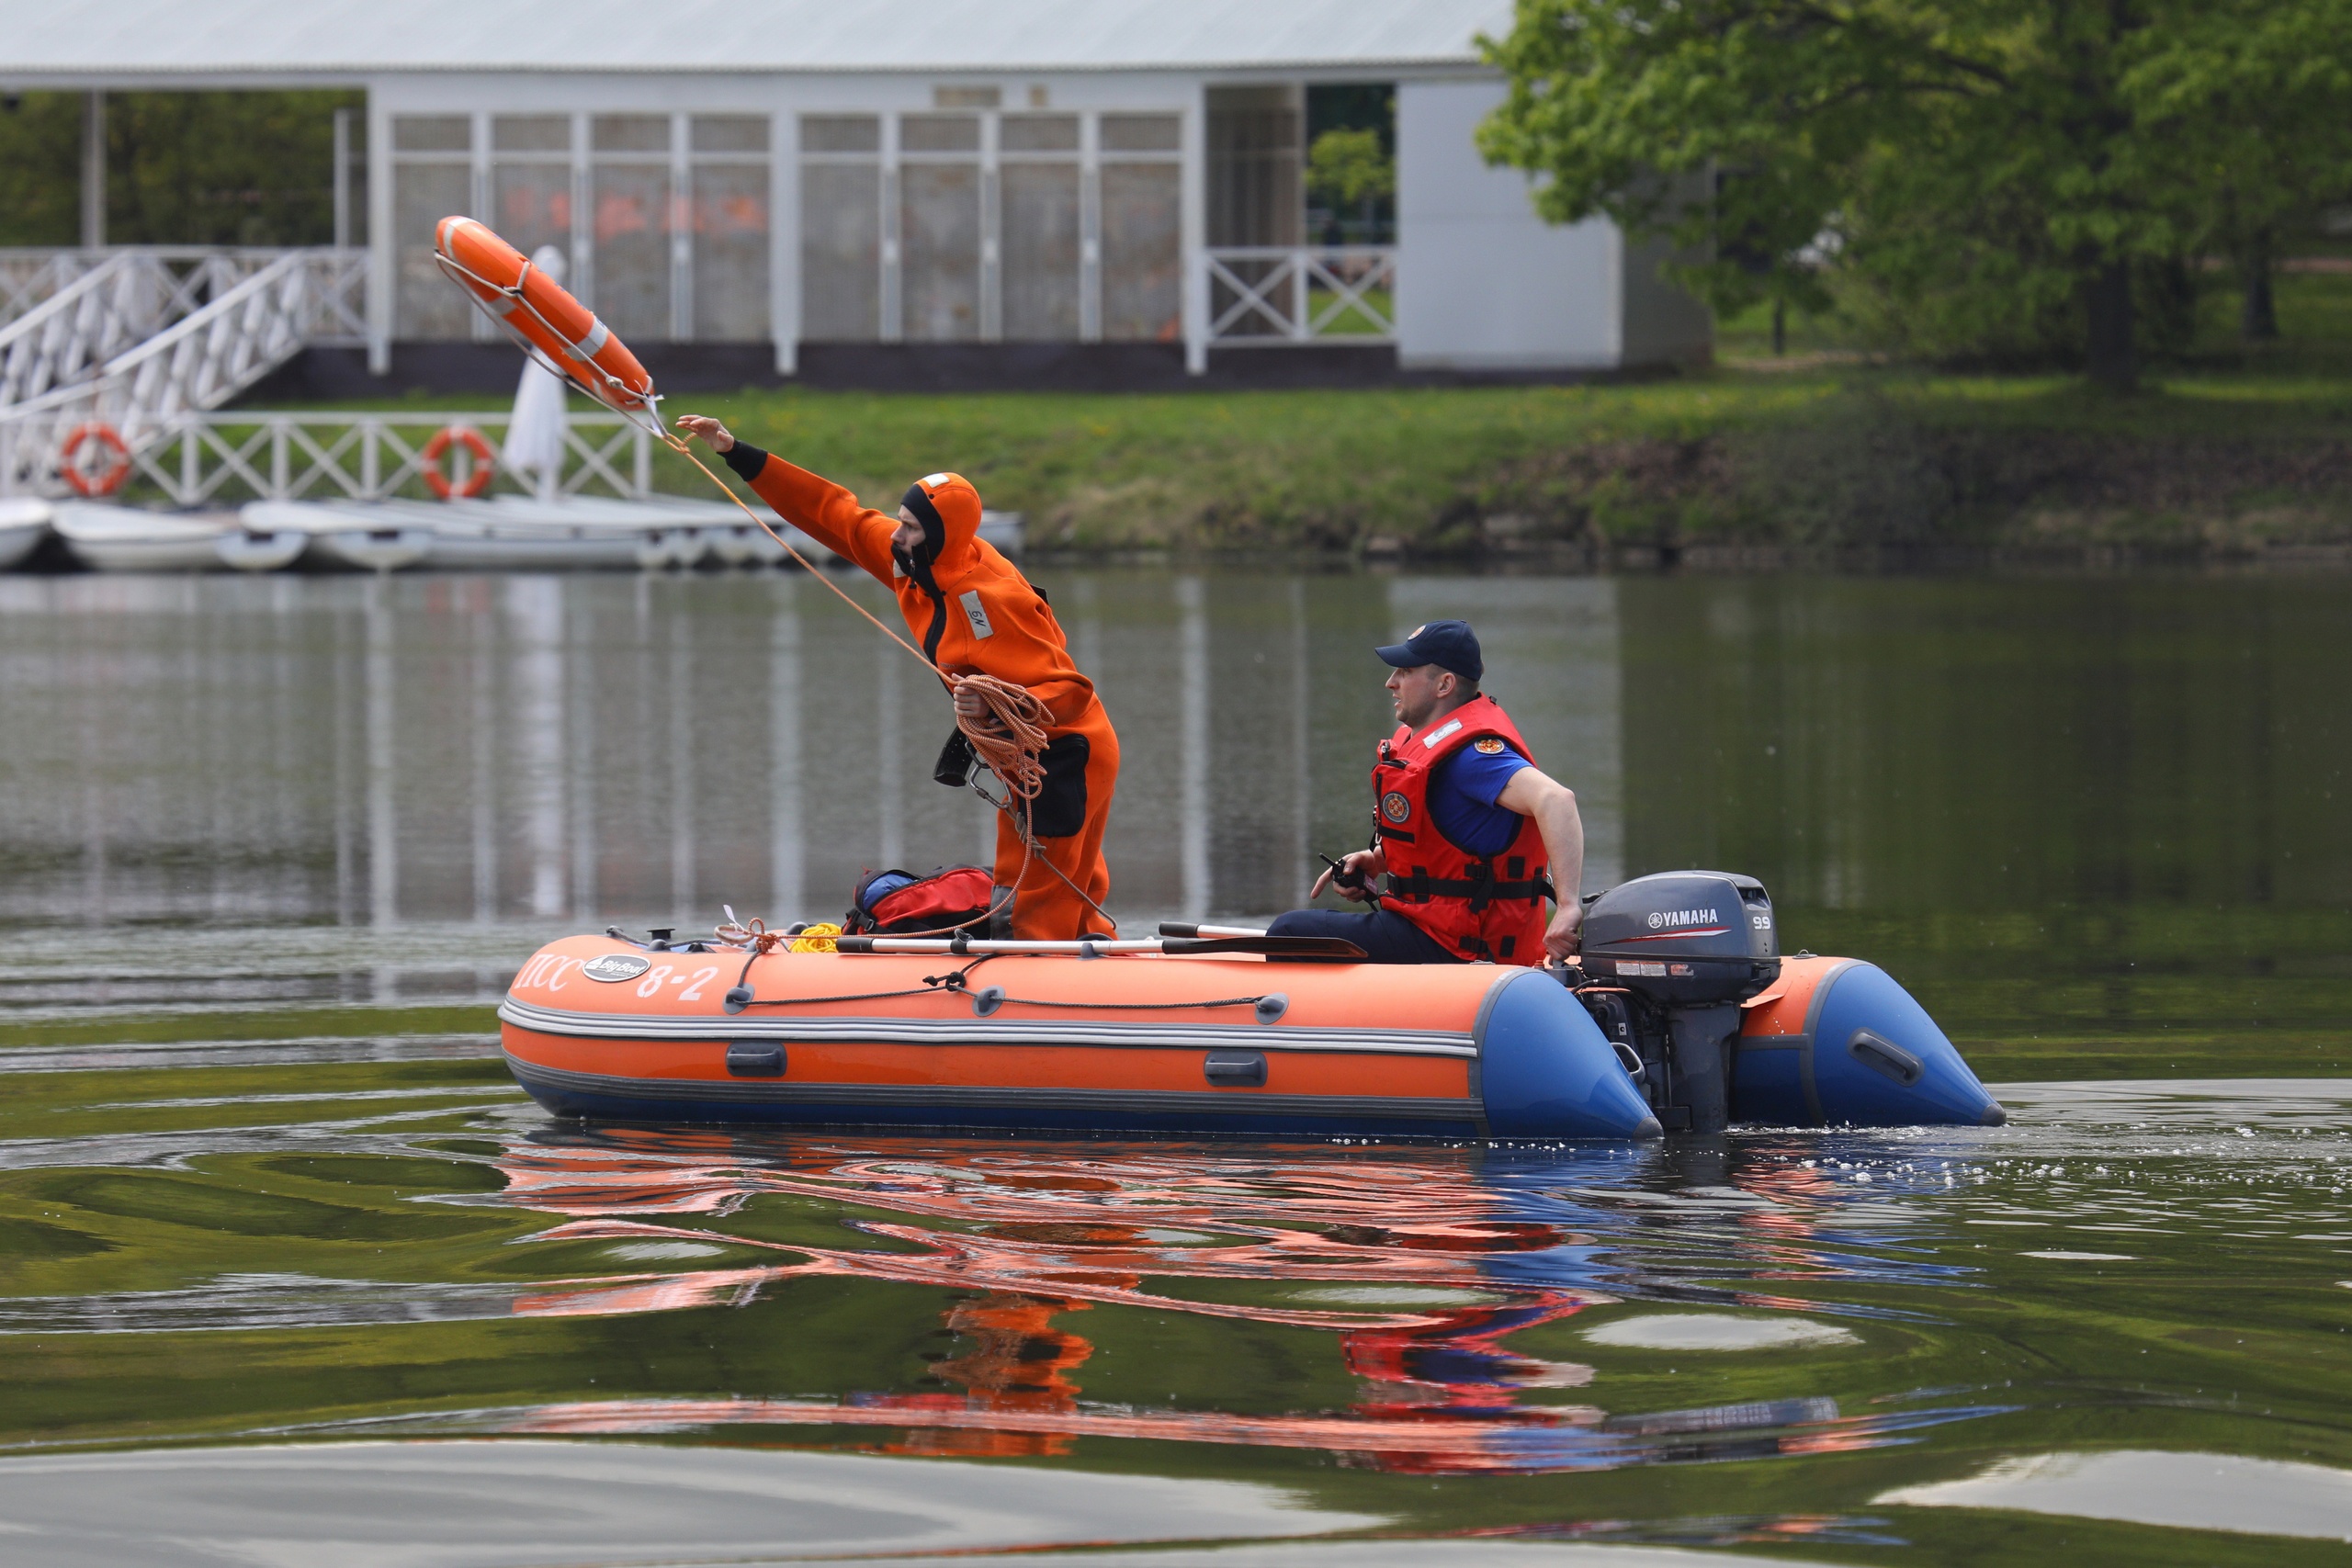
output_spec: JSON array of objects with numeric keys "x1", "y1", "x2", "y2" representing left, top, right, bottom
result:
[{"x1": 467, "y1": 1129, "x2": 1980, "y2": 1474}]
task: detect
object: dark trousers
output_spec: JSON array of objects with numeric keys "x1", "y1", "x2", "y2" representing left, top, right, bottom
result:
[{"x1": 1265, "y1": 907, "x2": 1460, "y2": 964}]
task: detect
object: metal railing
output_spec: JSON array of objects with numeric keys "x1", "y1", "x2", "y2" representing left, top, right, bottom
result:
[
  {"x1": 0, "y1": 251, "x2": 110, "y2": 328},
  {"x1": 0, "y1": 252, "x2": 372, "y2": 497},
  {"x1": 1204, "y1": 246, "x2": 1396, "y2": 344},
  {"x1": 0, "y1": 250, "x2": 354, "y2": 409},
  {"x1": 0, "y1": 410, "x2": 655, "y2": 507},
  {"x1": 0, "y1": 245, "x2": 359, "y2": 327}
]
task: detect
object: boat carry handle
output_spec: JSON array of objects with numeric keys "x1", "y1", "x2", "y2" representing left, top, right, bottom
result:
[
  {"x1": 1204, "y1": 1051, "x2": 1267, "y2": 1088},
  {"x1": 726, "y1": 1042, "x2": 786, "y2": 1077},
  {"x1": 1847, "y1": 1030, "x2": 1923, "y2": 1086}
]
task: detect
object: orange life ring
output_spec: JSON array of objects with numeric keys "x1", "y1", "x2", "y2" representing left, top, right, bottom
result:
[
  {"x1": 421, "y1": 425, "x2": 495, "y2": 500},
  {"x1": 433, "y1": 216, "x2": 658, "y2": 416},
  {"x1": 60, "y1": 423, "x2": 131, "y2": 497}
]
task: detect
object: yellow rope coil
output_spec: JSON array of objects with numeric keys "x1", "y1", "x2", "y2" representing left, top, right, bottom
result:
[{"x1": 789, "y1": 921, "x2": 843, "y2": 953}]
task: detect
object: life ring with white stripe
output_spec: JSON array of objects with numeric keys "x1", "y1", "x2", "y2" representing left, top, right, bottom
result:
[
  {"x1": 60, "y1": 423, "x2": 131, "y2": 497},
  {"x1": 433, "y1": 216, "x2": 657, "y2": 416},
  {"x1": 421, "y1": 425, "x2": 495, "y2": 500}
]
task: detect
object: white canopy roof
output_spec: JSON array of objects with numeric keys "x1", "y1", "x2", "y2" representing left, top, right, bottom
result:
[{"x1": 0, "y1": 0, "x2": 1511, "y2": 81}]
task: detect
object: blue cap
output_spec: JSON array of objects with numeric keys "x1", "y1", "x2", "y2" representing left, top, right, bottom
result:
[{"x1": 1374, "y1": 619, "x2": 1482, "y2": 682}]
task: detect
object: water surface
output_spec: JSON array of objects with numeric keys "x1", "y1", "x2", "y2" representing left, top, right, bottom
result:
[{"x1": 1, "y1": 570, "x2": 2347, "y2": 1565}]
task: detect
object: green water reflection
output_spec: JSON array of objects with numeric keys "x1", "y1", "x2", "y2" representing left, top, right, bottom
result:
[
  {"x1": 0, "y1": 570, "x2": 2348, "y2": 1564},
  {"x1": 0, "y1": 1086, "x2": 2346, "y2": 1564}
]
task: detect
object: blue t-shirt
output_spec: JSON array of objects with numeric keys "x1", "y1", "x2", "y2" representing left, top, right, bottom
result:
[{"x1": 1427, "y1": 741, "x2": 1532, "y2": 857}]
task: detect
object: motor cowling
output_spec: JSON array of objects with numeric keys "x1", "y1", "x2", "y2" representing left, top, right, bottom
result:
[
  {"x1": 1575, "y1": 871, "x2": 1779, "y2": 1135},
  {"x1": 1580, "y1": 870, "x2": 1779, "y2": 1006}
]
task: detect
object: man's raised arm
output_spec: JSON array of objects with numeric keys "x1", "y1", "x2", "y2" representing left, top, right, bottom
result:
[
  {"x1": 673, "y1": 415, "x2": 894, "y2": 580},
  {"x1": 1496, "y1": 766, "x2": 1585, "y2": 960}
]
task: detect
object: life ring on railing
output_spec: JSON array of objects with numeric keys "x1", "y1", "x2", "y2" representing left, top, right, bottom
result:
[
  {"x1": 433, "y1": 216, "x2": 658, "y2": 416},
  {"x1": 60, "y1": 423, "x2": 131, "y2": 497},
  {"x1": 421, "y1": 425, "x2": 495, "y2": 500}
]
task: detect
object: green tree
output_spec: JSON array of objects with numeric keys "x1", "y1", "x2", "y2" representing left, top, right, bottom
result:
[
  {"x1": 0, "y1": 94, "x2": 87, "y2": 246},
  {"x1": 1307, "y1": 128, "x2": 1396, "y2": 231},
  {"x1": 0, "y1": 90, "x2": 359, "y2": 248},
  {"x1": 2127, "y1": 2, "x2": 2352, "y2": 342},
  {"x1": 1476, "y1": 0, "x2": 2352, "y2": 388}
]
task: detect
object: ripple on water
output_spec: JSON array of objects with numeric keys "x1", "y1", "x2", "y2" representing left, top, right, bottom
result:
[{"x1": 1579, "y1": 1314, "x2": 1863, "y2": 1352}]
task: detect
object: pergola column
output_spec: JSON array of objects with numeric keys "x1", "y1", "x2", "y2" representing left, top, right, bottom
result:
[{"x1": 80, "y1": 90, "x2": 105, "y2": 248}]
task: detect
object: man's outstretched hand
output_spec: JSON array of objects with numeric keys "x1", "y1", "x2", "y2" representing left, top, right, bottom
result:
[{"x1": 673, "y1": 415, "x2": 735, "y2": 453}]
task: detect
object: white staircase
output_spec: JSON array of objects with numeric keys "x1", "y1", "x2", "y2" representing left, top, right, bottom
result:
[{"x1": 0, "y1": 248, "x2": 366, "y2": 498}]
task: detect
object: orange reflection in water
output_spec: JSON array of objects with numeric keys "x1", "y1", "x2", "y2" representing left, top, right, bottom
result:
[{"x1": 483, "y1": 1133, "x2": 1894, "y2": 1473}]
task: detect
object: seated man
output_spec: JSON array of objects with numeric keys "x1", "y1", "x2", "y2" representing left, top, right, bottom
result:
[
  {"x1": 1268, "y1": 620, "x2": 1582, "y2": 964},
  {"x1": 675, "y1": 414, "x2": 1117, "y2": 939}
]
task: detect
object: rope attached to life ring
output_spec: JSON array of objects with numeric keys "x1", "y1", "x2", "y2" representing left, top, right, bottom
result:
[{"x1": 440, "y1": 247, "x2": 1111, "y2": 932}]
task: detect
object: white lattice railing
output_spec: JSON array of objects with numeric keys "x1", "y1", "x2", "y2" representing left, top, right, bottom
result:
[
  {"x1": 0, "y1": 410, "x2": 655, "y2": 507},
  {"x1": 1204, "y1": 246, "x2": 1396, "y2": 344},
  {"x1": 0, "y1": 251, "x2": 374, "y2": 498},
  {"x1": 0, "y1": 250, "x2": 118, "y2": 328},
  {"x1": 0, "y1": 249, "x2": 354, "y2": 409}
]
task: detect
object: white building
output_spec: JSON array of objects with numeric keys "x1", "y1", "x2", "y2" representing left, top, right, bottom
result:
[{"x1": 2, "y1": 0, "x2": 1711, "y2": 387}]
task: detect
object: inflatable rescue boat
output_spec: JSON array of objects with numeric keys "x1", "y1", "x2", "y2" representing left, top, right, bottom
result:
[{"x1": 499, "y1": 872, "x2": 2006, "y2": 1139}]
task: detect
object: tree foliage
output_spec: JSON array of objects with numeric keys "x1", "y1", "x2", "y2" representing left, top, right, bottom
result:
[
  {"x1": 1476, "y1": 0, "x2": 2352, "y2": 386},
  {"x1": 1307, "y1": 128, "x2": 1396, "y2": 212},
  {"x1": 0, "y1": 90, "x2": 361, "y2": 248}
]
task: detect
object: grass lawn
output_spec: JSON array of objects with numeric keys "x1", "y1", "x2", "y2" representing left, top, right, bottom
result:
[{"x1": 298, "y1": 273, "x2": 2352, "y2": 553}]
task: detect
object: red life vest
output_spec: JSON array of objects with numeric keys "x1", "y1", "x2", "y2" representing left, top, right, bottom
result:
[{"x1": 1370, "y1": 694, "x2": 1553, "y2": 964}]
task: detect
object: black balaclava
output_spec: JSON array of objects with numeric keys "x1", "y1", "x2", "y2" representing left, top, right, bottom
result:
[
  {"x1": 894, "y1": 481, "x2": 946, "y2": 592},
  {"x1": 896, "y1": 480, "x2": 949, "y2": 663}
]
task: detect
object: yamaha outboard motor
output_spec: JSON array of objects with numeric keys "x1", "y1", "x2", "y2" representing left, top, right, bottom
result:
[
  {"x1": 1575, "y1": 870, "x2": 2005, "y2": 1132},
  {"x1": 1578, "y1": 871, "x2": 1778, "y2": 1133}
]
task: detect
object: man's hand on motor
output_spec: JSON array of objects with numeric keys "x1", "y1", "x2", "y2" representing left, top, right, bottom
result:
[
  {"x1": 1544, "y1": 898, "x2": 1583, "y2": 963},
  {"x1": 1311, "y1": 849, "x2": 1383, "y2": 902},
  {"x1": 673, "y1": 415, "x2": 735, "y2": 453}
]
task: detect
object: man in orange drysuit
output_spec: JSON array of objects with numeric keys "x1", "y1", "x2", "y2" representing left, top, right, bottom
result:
[{"x1": 676, "y1": 414, "x2": 1117, "y2": 940}]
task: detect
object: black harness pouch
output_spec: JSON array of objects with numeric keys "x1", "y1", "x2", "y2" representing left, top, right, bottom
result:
[{"x1": 1028, "y1": 732, "x2": 1091, "y2": 838}]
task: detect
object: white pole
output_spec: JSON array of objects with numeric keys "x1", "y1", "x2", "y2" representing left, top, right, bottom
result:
[
  {"x1": 1181, "y1": 82, "x2": 1207, "y2": 373},
  {"x1": 1178, "y1": 574, "x2": 1211, "y2": 921}
]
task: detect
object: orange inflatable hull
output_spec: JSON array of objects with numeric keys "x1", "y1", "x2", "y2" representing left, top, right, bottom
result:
[{"x1": 498, "y1": 935, "x2": 1661, "y2": 1140}]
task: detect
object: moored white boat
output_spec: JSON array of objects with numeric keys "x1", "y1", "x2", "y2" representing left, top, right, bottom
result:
[
  {"x1": 484, "y1": 494, "x2": 710, "y2": 570},
  {"x1": 212, "y1": 524, "x2": 309, "y2": 572},
  {"x1": 704, "y1": 519, "x2": 793, "y2": 567},
  {"x1": 241, "y1": 500, "x2": 435, "y2": 572},
  {"x1": 386, "y1": 499, "x2": 644, "y2": 571},
  {"x1": 51, "y1": 502, "x2": 234, "y2": 572},
  {"x1": 978, "y1": 509, "x2": 1024, "y2": 557},
  {"x1": 0, "y1": 498, "x2": 51, "y2": 570}
]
